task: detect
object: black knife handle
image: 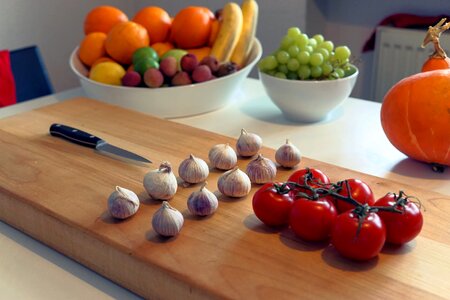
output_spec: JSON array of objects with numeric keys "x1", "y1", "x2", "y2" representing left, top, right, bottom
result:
[{"x1": 49, "y1": 123, "x2": 102, "y2": 148}]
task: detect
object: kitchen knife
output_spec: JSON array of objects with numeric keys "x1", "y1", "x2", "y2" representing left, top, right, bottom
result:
[{"x1": 49, "y1": 123, "x2": 151, "y2": 164}]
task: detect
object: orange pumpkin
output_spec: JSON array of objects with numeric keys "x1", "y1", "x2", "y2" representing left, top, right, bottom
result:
[{"x1": 380, "y1": 69, "x2": 450, "y2": 167}]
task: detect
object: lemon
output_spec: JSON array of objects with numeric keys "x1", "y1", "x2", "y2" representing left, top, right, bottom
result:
[{"x1": 89, "y1": 61, "x2": 126, "y2": 85}]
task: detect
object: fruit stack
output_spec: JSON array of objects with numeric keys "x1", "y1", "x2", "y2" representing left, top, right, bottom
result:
[{"x1": 77, "y1": 0, "x2": 258, "y2": 88}]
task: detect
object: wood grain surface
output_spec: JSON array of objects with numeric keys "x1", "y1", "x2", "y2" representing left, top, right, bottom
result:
[{"x1": 0, "y1": 98, "x2": 449, "y2": 299}]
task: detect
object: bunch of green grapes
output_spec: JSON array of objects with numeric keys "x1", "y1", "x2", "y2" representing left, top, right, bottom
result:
[{"x1": 258, "y1": 27, "x2": 357, "y2": 80}]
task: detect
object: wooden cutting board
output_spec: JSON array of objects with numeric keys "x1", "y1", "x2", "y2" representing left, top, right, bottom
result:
[{"x1": 0, "y1": 98, "x2": 449, "y2": 299}]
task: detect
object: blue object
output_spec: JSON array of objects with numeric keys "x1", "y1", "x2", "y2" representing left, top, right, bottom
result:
[{"x1": 9, "y1": 46, "x2": 54, "y2": 102}]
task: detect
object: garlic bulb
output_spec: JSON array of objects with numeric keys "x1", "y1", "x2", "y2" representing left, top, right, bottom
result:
[
  {"x1": 152, "y1": 201, "x2": 184, "y2": 237},
  {"x1": 178, "y1": 154, "x2": 209, "y2": 184},
  {"x1": 236, "y1": 128, "x2": 262, "y2": 157},
  {"x1": 208, "y1": 143, "x2": 237, "y2": 170},
  {"x1": 187, "y1": 182, "x2": 218, "y2": 216},
  {"x1": 218, "y1": 167, "x2": 251, "y2": 198},
  {"x1": 246, "y1": 154, "x2": 277, "y2": 184},
  {"x1": 275, "y1": 139, "x2": 302, "y2": 168},
  {"x1": 143, "y1": 161, "x2": 178, "y2": 200},
  {"x1": 107, "y1": 186, "x2": 140, "y2": 219}
]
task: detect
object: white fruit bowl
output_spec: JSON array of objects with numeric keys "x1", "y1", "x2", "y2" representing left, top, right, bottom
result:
[
  {"x1": 258, "y1": 68, "x2": 358, "y2": 123},
  {"x1": 69, "y1": 39, "x2": 262, "y2": 119}
]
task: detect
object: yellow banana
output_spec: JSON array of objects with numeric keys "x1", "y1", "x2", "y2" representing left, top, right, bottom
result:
[
  {"x1": 210, "y1": 2, "x2": 243, "y2": 63},
  {"x1": 230, "y1": 0, "x2": 259, "y2": 68}
]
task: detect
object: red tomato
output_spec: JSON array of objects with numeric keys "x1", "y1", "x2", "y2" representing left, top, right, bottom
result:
[
  {"x1": 287, "y1": 168, "x2": 331, "y2": 197},
  {"x1": 289, "y1": 197, "x2": 337, "y2": 241},
  {"x1": 288, "y1": 168, "x2": 330, "y2": 187},
  {"x1": 252, "y1": 182, "x2": 295, "y2": 227},
  {"x1": 375, "y1": 192, "x2": 423, "y2": 245},
  {"x1": 331, "y1": 209, "x2": 386, "y2": 261},
  {"x1": 334, "y1": 179, "x2": 375, "y2": 213}
]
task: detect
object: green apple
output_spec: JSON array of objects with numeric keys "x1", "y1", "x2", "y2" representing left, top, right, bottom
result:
[{"x1": 161, "y1": 49, "x2": 188, "y2": 70}]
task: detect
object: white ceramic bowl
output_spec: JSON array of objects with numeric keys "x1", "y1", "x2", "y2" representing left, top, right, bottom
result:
[
  {"x1": 259, "y1": 69, "x2": 358, "y2": 122},
  {"x1": 70, "y1": 39, "x2": 262, "y2": 119}
]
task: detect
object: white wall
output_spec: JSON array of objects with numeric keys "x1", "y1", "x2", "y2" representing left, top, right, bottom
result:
[{"x1": 1, "y1": 0, "x2": 448, "y2": 101}]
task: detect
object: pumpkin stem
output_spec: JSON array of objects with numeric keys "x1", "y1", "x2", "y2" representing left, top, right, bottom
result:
[{"x1": 421, "y1": 18, "x2": 450, "y2": 58}]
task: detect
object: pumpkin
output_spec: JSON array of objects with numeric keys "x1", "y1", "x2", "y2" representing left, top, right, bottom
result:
[
  {"x1": 380, "y1": 69, "x2": 450, "y2": 167},
  {"x1": 421, "y1": 56, "x2": 450, "y2": 72}
]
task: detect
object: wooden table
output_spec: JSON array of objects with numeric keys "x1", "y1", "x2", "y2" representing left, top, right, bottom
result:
[{"x1": 0, "y1": 79, "x2": 449, "y2": 299}]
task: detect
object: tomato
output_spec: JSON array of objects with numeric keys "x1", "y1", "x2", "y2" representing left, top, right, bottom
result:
[
  {"x1": 375, "y1": 192, "x2": 423, "y2": 245},
  {"x1": 289, "y1": 197, "x2": 337, "y2": 241},
  {"x1": 331, "y1": 208, "x2": 386, "y2": 261},
  {"x1": 287, "y1": 168, "x2": 331, "y2": 198},
  {"x1": 288, "y1": 168, "x2": 330, "y2": 187},
  {"x1": 333, "y1": 179, "x2": 375, "y2": 213},
  {"x1": 252, "y1": 182, "x2": 294, "y2": 227}
]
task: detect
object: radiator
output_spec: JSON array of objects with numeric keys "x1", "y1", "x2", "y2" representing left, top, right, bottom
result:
[{"x1": 371, "y1": 26, "x2": 450, "y2": 102}]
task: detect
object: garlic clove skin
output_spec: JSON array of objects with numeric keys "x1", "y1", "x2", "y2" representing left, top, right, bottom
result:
[
  {"x1": 275, "y1": 139, "x2": 301, "y2": 168},
  {"x1": 107, "y1": 186, "x2": 140, "y2": 219},
  {"x1": 187, "y1": 182, "x2": 218, "y2": 216},
  {"x1": 208, "y1": 143, "x2": 237, "y2": 170},
  {"x1": 143, "y1": 161, "x2": 178, "y2": 200},
  {"x1": 178, "y1": 154, "x2": 209, "y2": 184},
  {"x1": 246, "y1": 154, "x2": 277, "y2": 184},
  {"x1": 152, "y1": 201, "x2": 184, "y2": 237},
  {"x1": 218, "y1": 167, "x2": 251, "y2": 198},
  {"x1": 236, "y1": 128, "x2": 262, "y2": 157}
]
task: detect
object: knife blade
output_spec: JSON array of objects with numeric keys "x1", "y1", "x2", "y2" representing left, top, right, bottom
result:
[{"x1": 49, "y1": 123, "x2": 151, "y2": 164}]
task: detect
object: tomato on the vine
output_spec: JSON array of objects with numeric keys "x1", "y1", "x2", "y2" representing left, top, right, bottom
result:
[
  {"x1": 375, "y1": 192, "x2": 423, "y2": 245},
  {"x1": 331, "y1": 207, "x2": 386, "y2": 261},
  {"x1": 333, "y1": 179, "x2": 375, "y2": 213},
  {"x1": 289, "y1": 197, "x2": 337, "y2": 241},
  {"x1": 252, "y1": 182, "x2": 294, "y2": 227},
  {"x1": 288, "y1": 168, "x2": 330, "y2": 187}
]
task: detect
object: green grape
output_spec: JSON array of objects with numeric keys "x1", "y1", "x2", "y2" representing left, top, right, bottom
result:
[
  {"x1": 305, "y1": 45, "x2": 314, "y2": 53},
  {"x1": 287, "y1": 58, "x2": 300, "y2": 71},
  {"x1": 287, "y1": 27, "x2": 301, "y2": 38},
  {"x1": 316, "y1": 48, "x2": 329, "y2": 60},
  {"x1": 298, "y1": 65, "x2": 311, "y2": 80},
  {"x1": 267, "y1": 69, "x2": 277, "y2": 76},
  {"x1": 277, "y1": 64, "x2": 289, "y2": 74},
  {"x1": 294, "y1": 33, "x2": 309, "y2": 48},
  {"x1": 308, "y1": 38, "x2": 317, "y2": 49},
  {"x1": 334, "y1": 46, "x2": 351, "y2": 62},
  {"x1": 319, "y1": 40, "x2": 334, "y2": 52},
  {"x1": 286, "y1": 71, "x2": 298, "y2": 80},
  {"x1": 261, "y1": 55, "x2": 278, "y2": 70},
  {"x1": 334, "y1": 67, "x2": 345, "y2": 78},
  {"x1": 288, "y1": 45, "x2": 300, "y2": 57},
  {"x1": 275, "y1": 72, "x2": 287, "y2": 79},
  {"x1": 311, "y1": 65, "x2": 322, "y2": 78},
  {"x1": 313, "y1": 34, "x2": 324, "y2": 44},
  {"x1": 276, "y1": 50, "x2": 290, "y2": 64},
  {"x1": 310, "y1": 52, "x2": 324, "y2": 66},
  {"x1": 343, "y1": 63, "x2": 357, "y2": 77},
  {"x1": 297, "y1": 51, "x2": 310, "y2": 64},
  {"x1": 321, "y1": 62, "x2": 333, "y2": 75},
  {"x1": 280, "y1": 36, "x2": 294, "y2": 50},
  {"x1": 328, "y1": 72, "x2": 339, "y2": 80}
]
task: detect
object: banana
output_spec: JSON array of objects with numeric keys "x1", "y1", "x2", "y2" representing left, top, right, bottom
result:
[
  {"x1": 210, "y1": 2, "x2": 243, "y2": 63},
  {"x1": 230, "y1": 0, "x2": 259, "y2": 68}
]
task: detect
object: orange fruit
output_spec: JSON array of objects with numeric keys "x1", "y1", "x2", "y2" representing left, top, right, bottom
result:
[
  {"x1": 170, "y1": 6, "x2": 214, "y2": 49},
  {"x1": 208, "y1": 19, "x2": 220, "y2": 47},
  {"x1": 105, "y1": 21, "x2": 150, "y2": 65},
  {"x1": 84, "y1": 6, "x2": 128, "y2": 35},
  {"x1": 91, "y1": 56, "x2": 114, "y2": 68},
  {"x1": 151, "y1": 42, "x2": 174, "y2": 57},
  {"x1": 187, "y1": 47, "x2": 211, "y2": 62},
  {"x1": 132, "y1": 6, "x2": 172, "y2": 44},
  {"x1": 78, "y1": 32, "x2": 107, "y2": 66}
]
